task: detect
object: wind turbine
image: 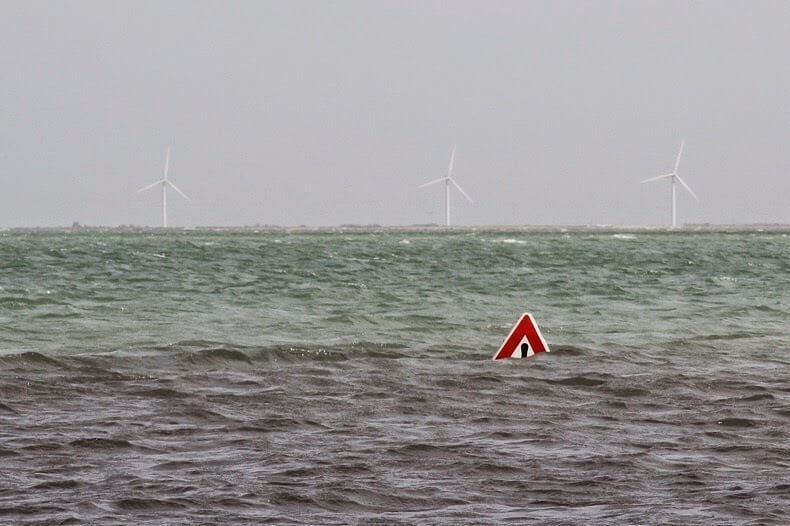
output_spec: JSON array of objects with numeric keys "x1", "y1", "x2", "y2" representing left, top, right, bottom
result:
[
  {"x1": 137, "y1": 147, "x2": 190, "y2": 227},
  {"x1": 641, "y1": 140, "x2": 698, "y2": 227},
  {"x1": 419, "y1": 145, "x2": 473, "y2": 226}
]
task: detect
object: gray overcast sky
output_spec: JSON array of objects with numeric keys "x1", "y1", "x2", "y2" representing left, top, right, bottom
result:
[{"x1": 1, "y1": 0, "x2": 788, "y2": 227}]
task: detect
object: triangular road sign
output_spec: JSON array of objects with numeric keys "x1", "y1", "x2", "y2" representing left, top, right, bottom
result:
[{"x1": 492, "y1": 313, "x2": 550, "y2": 360}]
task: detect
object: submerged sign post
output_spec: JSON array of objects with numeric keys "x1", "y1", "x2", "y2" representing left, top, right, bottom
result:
[{"x1": 492, "y1": 313, "x2": 550, "y2": 360}]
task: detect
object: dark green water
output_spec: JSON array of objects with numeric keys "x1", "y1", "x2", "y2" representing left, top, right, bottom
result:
[{"x1": 1, "y1": 229, "x2": 788, "y2": 524}]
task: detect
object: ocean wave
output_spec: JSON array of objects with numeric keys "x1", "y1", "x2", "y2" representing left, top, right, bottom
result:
[{"x1": 0, "y1": 351, "x2": 67, "y2": 370}]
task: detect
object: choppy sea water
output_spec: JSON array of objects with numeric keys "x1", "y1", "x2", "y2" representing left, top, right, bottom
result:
[{"x1": 1, "y1": 228, "x2": 788, "y2": 525}]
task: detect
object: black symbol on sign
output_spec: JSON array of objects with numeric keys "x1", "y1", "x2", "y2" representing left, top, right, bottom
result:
[{"x1": 520, "y1": 342, "x2": 530, "y2": 358}]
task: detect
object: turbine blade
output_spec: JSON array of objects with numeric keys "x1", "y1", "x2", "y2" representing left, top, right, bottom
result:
[
  {"x1": 419, "y1": 176, "x2": 448, "y2": 188},
  {"x1": 675, "y1": 174, "x2": 699, "y2": 201},
  {"x1": 673, "y1": 140, "x2": 684, "y2": 174},
  {"x1": 448, "y1": 144, "x2": 456, "y2": 177},
  {"x1": 163, "y1": 147, "x2": 171, "y2": 180},
  {"x1": 640, "y1": 173, "x2": 674, "y2": 184},
  {"x1": 166, "y1": 180, "x2": 190, "y2": 201},
  {"x1": 450, "y1": 177, "x2": 473, "y2": 203},
  {"x1": 138, "y1": 179, "x2": 164, "y2": 192}
]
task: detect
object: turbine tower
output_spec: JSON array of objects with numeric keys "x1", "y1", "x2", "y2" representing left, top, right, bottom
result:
[
  {"x1": 641, "y1": 140, "x2": 698, "y2": 227},
  {"x1": 419, "y1": 145, "x2": 472, "y2": 226},
  {"x1": 138, "y1": 147, "x2": 190, "y2": 227}
]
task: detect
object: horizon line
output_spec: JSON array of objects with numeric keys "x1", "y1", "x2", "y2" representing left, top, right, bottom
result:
[{"x1": 3, "y1": 223, "x2": 789, "y2": 232}]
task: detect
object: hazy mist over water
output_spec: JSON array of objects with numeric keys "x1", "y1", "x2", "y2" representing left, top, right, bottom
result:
[
  {"x1": 1, "y1": 229, "x2": 788, "y2": 523},
  {"x1": 2, "y1": 1, "x2": 790, "y2": 227}
]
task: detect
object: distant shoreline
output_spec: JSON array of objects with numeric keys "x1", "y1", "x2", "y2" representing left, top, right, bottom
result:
[{"x1": 2, "y1": 224, "x2": 789, "y2": 233}]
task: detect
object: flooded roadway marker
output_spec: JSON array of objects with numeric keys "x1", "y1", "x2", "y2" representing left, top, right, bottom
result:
[{"x1": 492, "y1": 313, "x2": 550, "y2": 360}]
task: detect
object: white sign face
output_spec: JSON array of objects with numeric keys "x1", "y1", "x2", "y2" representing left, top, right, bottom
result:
[{"x1": 510, "y1": 335, "x2": 535, "y2": 358}]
